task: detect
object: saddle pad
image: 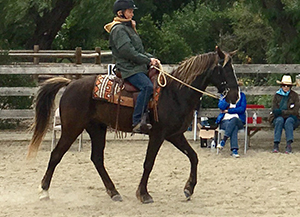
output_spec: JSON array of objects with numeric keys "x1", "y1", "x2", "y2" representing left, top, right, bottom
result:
[
  {"x1": 93, "y1": 75, "x2": 120, "y2": 100},
  {"x1": 92, "y1": 74, "x2": 158, "y2": 110}
]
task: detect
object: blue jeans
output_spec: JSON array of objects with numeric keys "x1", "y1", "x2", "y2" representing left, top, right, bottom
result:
[
  {"x1": 273, "y1": 116, "x2": 299, "y2": 143},
  {"x1": 220, "y1": 117, "x2": 244, "y2": 150},
  {"x1": 125, "y1": 72, "x2": 153, "y2": 126}
]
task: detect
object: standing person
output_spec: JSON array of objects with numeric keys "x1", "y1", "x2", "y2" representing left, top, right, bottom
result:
[
  {"x1": 269, "y1": 75, "x2": 300, "y2": 154},
  {"x1": 104, "y1": 0, "x2": 161, "y2": 133},
  {"x1": 216, "y1": 89, "x2": 247, "y2": 158}
]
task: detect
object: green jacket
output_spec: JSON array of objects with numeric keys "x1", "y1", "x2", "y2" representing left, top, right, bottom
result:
[{"x1": 109, "y1": 22, "x2": 152, "y2": 79}]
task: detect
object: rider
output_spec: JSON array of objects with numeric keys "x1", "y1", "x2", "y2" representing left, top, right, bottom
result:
[{"x1": 104, "y1": 0, "x2": 161, "y2": 133}]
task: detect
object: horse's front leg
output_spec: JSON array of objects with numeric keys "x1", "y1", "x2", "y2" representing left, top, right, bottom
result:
[
  {"x1": 136, "y1": 134, "x2": 164, "y2": 204},
  {"x1": 167, "y1": 133, "x2": 198, "y2": 200},
  {"x1": 86, "y1": 123, "x2": 122, "y2": 202}
]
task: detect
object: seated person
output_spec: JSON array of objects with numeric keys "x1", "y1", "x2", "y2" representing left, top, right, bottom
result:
[
  {"x1": 216, "y1": 89, "x2": 247, "y2": 158},
  {"x1": 269, "y1": 74, "x2": 300, "y2": 154}
]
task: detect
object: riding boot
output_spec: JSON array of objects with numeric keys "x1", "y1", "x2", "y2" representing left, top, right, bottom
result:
[
  {"x1": 132, "y1": 112, "x2": 152, "y2": 134},
  {"x1": 140, "y1": 111, "x2": 152, "y2": 132}
]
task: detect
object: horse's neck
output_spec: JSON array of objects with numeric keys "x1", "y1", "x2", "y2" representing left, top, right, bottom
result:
[{"x1": 162, "y1": 81, "x2": 205, "y2": 111}]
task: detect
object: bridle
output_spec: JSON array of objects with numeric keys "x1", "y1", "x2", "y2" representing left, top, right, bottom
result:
[
  {"x1": 221, "y1": 87, "x2": 230, "y2": 99},
  {"x1": 216, "y1": 60, "x2": 238, "y2": 99}
]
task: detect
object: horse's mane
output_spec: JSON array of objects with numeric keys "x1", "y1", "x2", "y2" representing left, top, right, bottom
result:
[{"x1": 171, "y1": 52, "x2": 219, "y2": 86}]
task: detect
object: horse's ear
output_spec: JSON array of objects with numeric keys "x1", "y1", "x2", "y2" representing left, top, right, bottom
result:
[
  {"x1": 223, "y1": 49, "x2": 238, "y2": 67},
  {"x1": 229, "y1": 49, "x2": 238, "y2": 57},
  {"x1": 215, "y1": 46, "x2": 225, "y2": 59},
  {"x1": 223, "y1": 54, "x2": 230, "y2": 67}
]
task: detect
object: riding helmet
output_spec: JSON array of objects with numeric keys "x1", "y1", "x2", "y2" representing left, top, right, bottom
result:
[{"x1": 113, "y1": 0, "x2": 138, "y2": 15}]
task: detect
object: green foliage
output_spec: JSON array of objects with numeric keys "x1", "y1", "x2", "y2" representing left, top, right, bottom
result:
[
  {"x1": 0, "y1": 119, "x2": 20, "y2": 130},
  {"x1": 161, "y1": 3, "x2": 211, "y2": 54},
  {"x1": 201, "y1": 96, "x2": 219, "y2": 108},
  {"x1": 160, "y1": 2, "x2": 230, "y2": 54},
  {"x1": 138, "y1": 2, "x2": 238, "y2": 63},
  {"x1": 1, "y1": 0, "x2": 299, "y2": 64},
  {"x1": 0, "y1": 50, "x2": 11, "y2": 64},
  {"x1": 52, "y1": 0, "x2": 114, "y2": 49},
  {"x1": 159, "y1": 31, "x2": 192, "y2": 63},
  {"x1": 228, "y1": 1, "x2": 273, "y2": 63},
  {"x1": 246, "y1": 95, "x2": 272, "y2": 108},
  {"x1": 138, "y1": 15, "x2": 192, "y2": 63},
  {"x1": 138, "y1": 16, "x2": 163, "y2": 58},
  {"x1": 142, "y1": 0, "x2": 195, "y2": 25},
  {"x1": 245, "y1": 0, "x2": 300, "y2": 63},
  {"x1": 0, "y1": 0, "x2": 35, "y2": 48}
]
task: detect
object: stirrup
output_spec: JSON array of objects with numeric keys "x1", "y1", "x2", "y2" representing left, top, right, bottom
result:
[{"x1": 132, "y1": 122, "x2": 152, "y2": 134}]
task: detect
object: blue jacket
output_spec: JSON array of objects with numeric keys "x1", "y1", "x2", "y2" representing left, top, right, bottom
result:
[{"x1": 216, "y1": 92, "x2": 247, "y2": 124}]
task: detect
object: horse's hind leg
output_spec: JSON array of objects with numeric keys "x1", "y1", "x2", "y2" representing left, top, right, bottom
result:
[
  {"x1": 167, "y1": 133, "x2": 198, "y2": 200},
  {"x1": 85, "y1": 122, "x2": 122, "y2": 202},
  {"x1": 39, "y1": 130, "x2": 81, "y2": 200}
]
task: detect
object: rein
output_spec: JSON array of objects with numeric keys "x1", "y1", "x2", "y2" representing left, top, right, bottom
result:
[{"x1": 153, "y1": 65, "x2": 220, "y2": 99}]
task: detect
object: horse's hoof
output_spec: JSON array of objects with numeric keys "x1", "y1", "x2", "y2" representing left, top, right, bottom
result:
[
  {"x1": 39, "y1": 185, "x2": 50, "y2": 200},
  {"x1": 39, "y1": 190, "x2": 50, "y2": 200},
  {"x1": 139, "y1": 194, "x2": 154, "y2": 204},
  {"x1": 184, "y1": 189, "x2": 191, "y2": 201},
  {"x1": 111, "y1": 194, "x2": 123, "y2": 202},
  {"x1": 142, "y1": 197, "x2": 154, "y2": 204}
]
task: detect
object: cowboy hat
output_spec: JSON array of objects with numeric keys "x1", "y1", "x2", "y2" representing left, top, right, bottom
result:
[{"x1": 276, "y1": 75, "x2": 296, "y2": 86}]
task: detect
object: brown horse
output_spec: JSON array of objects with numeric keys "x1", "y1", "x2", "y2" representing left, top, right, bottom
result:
[{"x1": 28, "y1": 47, "x2": 238, "y2": 203}]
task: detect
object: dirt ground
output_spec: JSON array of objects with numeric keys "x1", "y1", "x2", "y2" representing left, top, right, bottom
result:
[{"x1": 1, "y1": 129, "x2": 300, "y2": 217}]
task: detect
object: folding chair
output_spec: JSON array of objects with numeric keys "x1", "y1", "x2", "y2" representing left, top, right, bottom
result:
[
  {"x1": 217, "y1": 110, "x2": 248, "y2": 154},
  {"x1": 51, "y1": 108, "x2": 83, "y2": 152}
]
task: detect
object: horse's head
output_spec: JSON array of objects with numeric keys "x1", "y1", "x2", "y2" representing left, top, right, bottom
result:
[
  {"x1": 209, "y1": 46, "x2": 239, "y2": 104},
  {"x1": 170, "y1": 47, "x2": 239, "y2": 104}
]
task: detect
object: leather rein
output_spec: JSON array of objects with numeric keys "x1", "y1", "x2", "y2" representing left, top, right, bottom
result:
[{"x1": 153, "y1": 65, "x2": 229, "y2": 100}]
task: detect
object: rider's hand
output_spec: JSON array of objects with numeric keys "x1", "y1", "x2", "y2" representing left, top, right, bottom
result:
[{"x1": 150, "y1": 58, "x2": 161, "y2": 66}]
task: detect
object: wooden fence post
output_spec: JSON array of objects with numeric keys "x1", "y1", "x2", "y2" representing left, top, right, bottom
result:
[
  {"x1": 75, "y1": 47, "x2": 82, "y2": 64},
  {"x1": 95, "y1": 47, "x2": 101, "y2": 64},
  {"x1": 33, "y1": 45, "x2": 39, "y2": 64},
  {"x1": 32, "y1": 45, "x2": 39, "y2": 82}
]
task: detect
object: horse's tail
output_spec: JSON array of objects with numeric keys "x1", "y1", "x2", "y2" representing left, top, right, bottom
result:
[{"x1": 27, "y1": 77, "x2": 72, "y2": 159}]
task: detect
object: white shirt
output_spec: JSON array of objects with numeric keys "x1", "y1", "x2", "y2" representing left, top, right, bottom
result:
[{"x1": 223, "y1": 103, "x2": 239, "y2": 120}]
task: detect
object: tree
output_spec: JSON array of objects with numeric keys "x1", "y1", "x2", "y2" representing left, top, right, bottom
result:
[
  {"x1": 141, "y1": 1, "x2": 234, "y2": 60},
  {"x1": 1, "y1": 0, "x2": 300, "y2": 64},
  {"x1": 138, "y1": 15, "x2": 192, "y2": 63},
  {"x1": 53, "y1": 0, "x2": 115, "y2": 50},
  {"x1": 227, "y1": 1, "x2": 273, "y2": 63},
  {"x1": 0, "y1": 0, "x2": 80, "y2": 50},
  {"x1": 150, "y1": 0, "x2": 196, "y2": 24},
  {"x1": 246, "y1": 0, "x2": 300, "y2": 63},
  {"x1": 25, "y1": 0, "x2": 80, "y2": 49}
]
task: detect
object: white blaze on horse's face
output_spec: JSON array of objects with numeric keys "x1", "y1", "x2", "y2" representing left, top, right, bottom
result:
[
  {"x1": 232, "y1": 64, "x2": 238, "y2": 85},
  {"x1": 220, "y1": 52, "x2": 239, "y2": 104}
]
